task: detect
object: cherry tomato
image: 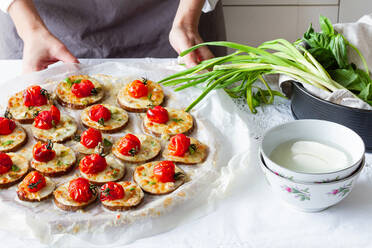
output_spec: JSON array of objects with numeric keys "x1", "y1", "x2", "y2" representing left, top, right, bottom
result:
[
  {"x1": 23, "y1": 85, "x2": 48, "y2": 107},
  {"x1": 168, "y1": 134, "x2": 191, "y2": 157},
  {"x1": 153, "y1": 161, "x2": 175, "y2": 183},
  {"x1": 50, "y1": 105, "x2": 61, "y2": 123},
  {"x1": 71, "y1": 79, "x2": 95, "y2": 98},
  {"x1": 32, "y1": 141, "x2": 56, "y2": 162},
  {"x1": 128, "y1": 80, "x2": 148, "y2": 98},
  {"x1": 146, "y1": 106, "x2": 169, "y2": 124},
  {"x1": 79, "y1": 154, "x2": 107, "y2": 174},
  {"x1": 89, "y1": 105, "x2": 111, "y2": 123},
  {"x1": 100, "y1": 182, "x2": 125, "y2": 201},
  {"x1": 34, "y1": 106, "x2": 60, "y2": 130},
  {"x1": 68, "y1": 177, "x2": 93, "y2": 203},
  {"x1": 118, "y1": 134, "x2": 141, "y2": 156},
  {"x1": 24, "y1": 171, "x2": 46, "y2": 192},
  {"x1": 0, "y1": 117, "x2": 16, "y2": 135},
  {"x1": 0, "y1": 152, "x2": 12, "y2": 174},
  {"x1": 80, "y1": 128, "x2": 102, "y2": 149}
]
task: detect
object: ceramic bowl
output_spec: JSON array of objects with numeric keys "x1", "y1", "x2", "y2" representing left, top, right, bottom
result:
[
  {"x1": 260, "y1": 153, "x2": 364, "y2": 212},
  {"x1": 260, "y1": 120, "x2": 365, "y2": 183}
]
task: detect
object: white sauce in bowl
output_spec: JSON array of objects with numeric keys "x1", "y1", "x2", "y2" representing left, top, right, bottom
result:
[{"x1": 269, "y1": 139, "x2": 352, "y2": 173}]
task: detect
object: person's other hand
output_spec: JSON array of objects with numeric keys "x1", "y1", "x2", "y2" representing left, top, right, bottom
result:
[
  {"x1": 169, "y1": 25, "x2": 214, "y2": 68},
  {"x1": 22, "y1": 30, "x2": 78, "y2": 74}
]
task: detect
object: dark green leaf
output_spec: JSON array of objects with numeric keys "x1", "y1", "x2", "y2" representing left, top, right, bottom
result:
[{"x1": 329, "y1": 34, "x2": 348, "y2": 69}]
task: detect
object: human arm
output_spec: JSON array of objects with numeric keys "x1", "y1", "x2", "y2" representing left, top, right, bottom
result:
[
  {"x1": 8, "y1": 0, "x2": 78, "y2": 73},
  {"x1": 169, "y1": 0, "x2": 214, "y2": 68}
]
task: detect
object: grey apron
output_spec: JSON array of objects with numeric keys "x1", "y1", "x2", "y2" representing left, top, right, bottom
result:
[{"x1": 0, "y1": 0, "x2": 226, "y2": 59}]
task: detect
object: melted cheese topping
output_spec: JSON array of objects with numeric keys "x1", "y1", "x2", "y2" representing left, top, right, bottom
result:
[
  {"x1": 143, "y1": 108, "x2": 193, "y2": 136},
  {"x1": 133, "y1": 162, "x2": 185, "y2": 194},
  {"x1": 80, "y1": 154, "x2": 126, "y2": 184},
  {"x1": 0, "y1": 153, "x2": 29, "y2": 185},
  {"x1": 55, "y1": 75, "x2": 105, "y2": 107},
  {"x1": 101, "y1": 181, "x2": 144, "y2": 208},
  {"x1": 7, "y1": 91, "x2": 53, "y2": 121},
  {"x1": 112, "y1": 134, "x2": 161, "y2": 163},
  {"x1": 0, "y1": 125, "x2": 27, "y2": 152},
  {"x1": 163, "y1": 137, "x2": 208, "y2": 164},
  {"x1": 31, "y1": 143, "x2": 76, "y2": 174},
  {"x1": 31, "y1": 115, "x2": 77, "y2": 142},
  {"x1": 53, "y1": 181, "x2": 98, "y2": 207},
  {"x1": 17, "y1": 176, "x2": 55, "y2": 201},
  {"x1": 81, "y1": 104, "x2": 128, "y2": 132},
  {"x1": 117, "y1": 80, "x2": 164, "y2": 111}
]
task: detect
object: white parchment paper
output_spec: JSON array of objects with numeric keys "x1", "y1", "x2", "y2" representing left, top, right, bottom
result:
[{"x1": 0, "y1": 61, "x2": 251, "y2": 246}]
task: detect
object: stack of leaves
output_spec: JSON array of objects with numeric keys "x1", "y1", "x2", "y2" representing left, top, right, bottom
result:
[{"x1": 301, "y1": 16, "x2": 372, "y2": 104}]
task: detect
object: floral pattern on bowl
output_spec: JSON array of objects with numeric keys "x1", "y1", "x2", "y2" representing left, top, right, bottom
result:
[
  {"x1": 281, "y1": 185, "x2": 310, "y2": 201},
  {"x1": 327, "y1": 182, "x2": 353, "y2": 197}
]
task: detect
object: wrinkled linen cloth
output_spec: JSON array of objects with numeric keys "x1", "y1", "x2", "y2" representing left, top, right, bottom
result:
[{"x1": 279, "y1": 13, "x2": 372, "y2": 110}]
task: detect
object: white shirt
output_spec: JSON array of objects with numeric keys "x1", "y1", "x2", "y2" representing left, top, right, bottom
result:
[{"x1": 1, "y1": 0, "x2": 219, "y2": 13}]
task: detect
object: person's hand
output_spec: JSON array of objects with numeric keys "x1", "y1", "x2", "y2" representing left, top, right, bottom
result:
[
  {"x1": 22, "y1": 30, "x2": 78, "y2": 74},
  {"x1": 169, "y1": 24, "x2": 214, "y2": 68}
]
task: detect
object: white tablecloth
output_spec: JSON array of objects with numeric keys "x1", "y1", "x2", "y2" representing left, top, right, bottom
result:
[{"x1": 1, "y1": 59, "x2": 372, "y2": 248}]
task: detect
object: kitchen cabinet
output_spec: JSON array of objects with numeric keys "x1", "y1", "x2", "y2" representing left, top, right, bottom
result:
[{"x1": 223, "y1": 5, "x2": 338, "y2": 48}]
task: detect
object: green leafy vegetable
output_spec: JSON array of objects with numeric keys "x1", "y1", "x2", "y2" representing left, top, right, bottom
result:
[
  {"x1": 302, "y1": 16, "x2": 372, "y2": 103},
  {"x1": 158, "y1": 15, "x2": 372, "y2": 112},
  {"x1": 11, "y1": 164, "x2": 20, "y2": 172}
]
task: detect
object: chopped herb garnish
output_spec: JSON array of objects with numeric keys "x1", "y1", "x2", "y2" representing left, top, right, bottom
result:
[
  {"x1": 33, "y1": 110, "x2": 40, "y2": 117},
  {"x1": 73, "y1": 135, "x2": 81, "y2": 142},
  {"x1": 150, "y1": 141, "x2": 156, "y2": 147},
  {"x1": 4, "y1": 109, "x2": 12, "y2": 119},
  {"x1": 1, "y1": 140, "x2": 14, "y2": 146},
  {"x1": 147, "y1": 93, "x2": 152, "y2": 101},
  {"x1": 148, "y1": 181, "x2": 156, "y2": 185},
  {"x1": 56, "y1": 160, "x2": 63, "y2": 167},
  {"x1": 129, "y1": 187, "x2": 135, "y2": 191},
  {"x1": 147, "y1": 103, "x2": 155, "y2": 108},
  {"x1": 91, "y1": 88, "x2": 98, "y2": 95},
  {"x1": 103, "y1": 138, "x2": 112, "y2": 147},
  {"x1": 129, "y1": 148, "x2": 137, "y2": 156},
  {"x1": 98, "y1": 118, "x2": 105, "y2": 126},
  {"x1": 174, "y1": 172, "x2": 184, "y2": 180},
  {"x1": 28, "y1": 179, "x2": 42, "y2": 190},
  {"x1": 27, "y1": 106, "x2": 34, "y2": 111},
  {"x1": 171, "y1": 118, "x2": 183, "y2": 123},
  {"x1": 142, "y1": 172, "x2": 147, "y2": 176},
  {"x1": 188, "y1": 144, "x2": 197, "y2": 155},
  {"x1": 65, "y1": 77, "x2": 73, "y2": 87},
  {"x1": 11, "y1": 164, "x2": 20, "y2": 172},
  {"x1": 103, "y1": 187, "x2": 111, "y2": 196},
  {"x1": 110, "y1": 169, "x2": 118, "y2": 178}
]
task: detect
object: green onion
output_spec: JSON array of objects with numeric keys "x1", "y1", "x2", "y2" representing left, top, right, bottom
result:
[{"x1": 159, "y1": 39, "x2": 357, "y2": 113}]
